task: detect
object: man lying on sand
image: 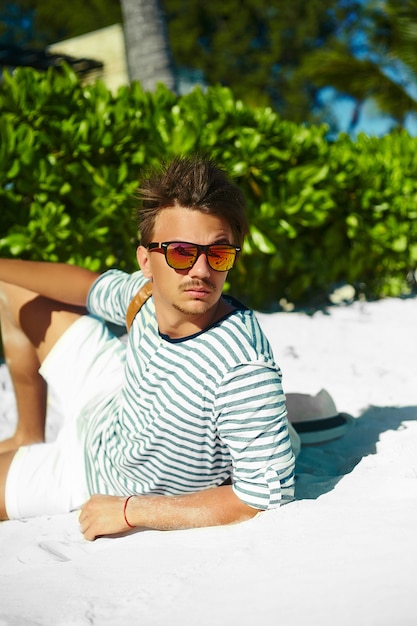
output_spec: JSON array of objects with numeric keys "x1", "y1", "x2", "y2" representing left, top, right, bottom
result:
[{"x1": 0, "y1": 155, "x2": 295, "y2": 539}]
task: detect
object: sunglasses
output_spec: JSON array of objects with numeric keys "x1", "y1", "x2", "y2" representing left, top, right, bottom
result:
[{"x1": 147, "y1": 241, "x2": 240, "y2": 272}]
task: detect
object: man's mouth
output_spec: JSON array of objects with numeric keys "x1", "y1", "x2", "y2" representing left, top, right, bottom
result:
[
  {"x1": 182, "y1": 282, "x2": 214, "y2": 297},
  {"x1": 185, "y1": 288, "x2": 209, "y2": 297}
]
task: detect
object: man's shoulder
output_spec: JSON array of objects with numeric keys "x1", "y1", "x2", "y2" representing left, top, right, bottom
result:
[
  {"x1": 220, "y1": 295, "x2": 259, "y2": 330},
  {"x1": 208, "y1": 301, "x2": 273, "y2": 361},
  {"x1": 88, "y1": 269, "x2": 150, "y2": 327}
]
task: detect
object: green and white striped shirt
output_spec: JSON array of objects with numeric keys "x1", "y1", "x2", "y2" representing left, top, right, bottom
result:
[{"x1": 85, "y1": 269, "x2": 295, "y2": 510}]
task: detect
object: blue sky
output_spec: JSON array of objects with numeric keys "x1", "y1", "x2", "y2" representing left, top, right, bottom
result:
[{"x1": 321, "y1": 88, "x2": 417, "y2": 137}]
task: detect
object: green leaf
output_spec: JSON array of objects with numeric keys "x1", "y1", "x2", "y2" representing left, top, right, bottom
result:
[
  {"x1": 249, "y1": 225, "x2": 277, "y2": 254},
  {"x1": 0, "y1": 233, "x2": 28, "y2": 256},
  {"x1": 392, "y1": 235, "x2": 407, "y2": 253}
]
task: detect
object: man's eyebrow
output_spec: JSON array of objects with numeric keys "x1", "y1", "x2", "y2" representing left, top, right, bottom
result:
[{"x1": 213, "y1": 237, "x2": 232, "y2": 244}]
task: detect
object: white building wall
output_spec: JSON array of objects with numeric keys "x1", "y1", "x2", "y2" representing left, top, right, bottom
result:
[{"x1": 49, "y1": 23, "x2": 129, "y2": 93}]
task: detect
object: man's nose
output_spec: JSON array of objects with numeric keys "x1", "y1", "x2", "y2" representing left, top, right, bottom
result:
[{"x1": 189, "y1": 251, "x2": 211, "y2": 277}]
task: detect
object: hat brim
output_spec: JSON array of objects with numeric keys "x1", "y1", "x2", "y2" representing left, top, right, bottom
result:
[{"x1": 291, "y1": 412, "x2": 354, "y2": 445}]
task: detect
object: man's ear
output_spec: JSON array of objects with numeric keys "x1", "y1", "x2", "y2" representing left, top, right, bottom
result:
[{"x1": 136, "y1": 245, "x2": 152, "y2": 278}]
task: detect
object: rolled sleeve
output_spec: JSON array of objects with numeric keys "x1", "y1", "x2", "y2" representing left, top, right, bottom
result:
[{"x1": 232, "y1": 456, "x2": 295, "y2": 510}]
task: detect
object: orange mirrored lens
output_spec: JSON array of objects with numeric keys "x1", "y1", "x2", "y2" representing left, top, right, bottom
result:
[
  {"x1": 166, "y1": 244, "x2": 197, "y2": 269},
  {"x1": 206, "y1": 245, "x2": 236, "y2": 271}
]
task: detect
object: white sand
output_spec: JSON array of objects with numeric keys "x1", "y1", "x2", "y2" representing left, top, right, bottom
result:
[{"x1": 1, "y1": 296, "x2": 416, "y2": 625}]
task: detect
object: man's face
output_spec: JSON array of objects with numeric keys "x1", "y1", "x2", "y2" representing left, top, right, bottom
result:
[{"x1": 137, "y1": 206, "x2": 235, "y2": 336}]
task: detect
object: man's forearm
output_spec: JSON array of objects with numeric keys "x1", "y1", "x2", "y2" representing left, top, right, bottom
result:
[
  {"x1": 126, "y1": 486, "x2": 259, "y2": 530},
  {"x1": 0, "y1": 259, "x2": 99, "y2": 306},
  {"x1": 79, "y1": 486, "x2": 261, "y2": 540}
]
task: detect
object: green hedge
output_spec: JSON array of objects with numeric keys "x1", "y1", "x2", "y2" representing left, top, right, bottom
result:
[{"x1": 1, "y1": 65, "x2": 416, "y2": 310}]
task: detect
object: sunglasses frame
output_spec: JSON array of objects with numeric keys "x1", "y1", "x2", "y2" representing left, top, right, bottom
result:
[{"x1": 147, "y1": 241, "x2": 241, "y2": 272}]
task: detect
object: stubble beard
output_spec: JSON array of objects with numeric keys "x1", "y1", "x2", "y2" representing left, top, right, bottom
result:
[{"x1": 172, "y1": 299, "x2": 213, "y2": 317}]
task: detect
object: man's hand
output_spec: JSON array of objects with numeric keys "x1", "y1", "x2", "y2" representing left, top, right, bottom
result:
[
  {"x1": 79, "y1": 487, "x2": 260, "y2": 541},
  {"x1": 79, "y1": 494, "x2": 131, "y2": 541}
]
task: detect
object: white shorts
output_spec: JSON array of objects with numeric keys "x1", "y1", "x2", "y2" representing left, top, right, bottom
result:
[{"x1": 5, "y1": 315, "x2": 126, "y2": 519}]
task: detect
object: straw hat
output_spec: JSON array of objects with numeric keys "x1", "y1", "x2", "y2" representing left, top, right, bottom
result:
[{"x1": 286, "y1": 389, "x2": 354, "y2": 445}]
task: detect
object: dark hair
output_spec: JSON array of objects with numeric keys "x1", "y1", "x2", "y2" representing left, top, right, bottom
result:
[{"x1": 136, "y1": 155, "x2": 248, "y2": 247}]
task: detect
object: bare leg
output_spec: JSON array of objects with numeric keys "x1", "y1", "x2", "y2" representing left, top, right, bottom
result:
[
  {"x1": 0, "y1": 311, "x2": 47, "y2": 452},
  {"x1": 0, "y1": 450, "x2": 16, "y2": 519},
  {"x1": 0, "y1": 280, "x2": 85, "y2": 454}
]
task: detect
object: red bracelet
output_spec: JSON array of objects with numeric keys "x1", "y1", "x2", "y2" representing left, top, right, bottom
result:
[{"x1": 123, "y1": 495, "x2": 136, "y2": 529}]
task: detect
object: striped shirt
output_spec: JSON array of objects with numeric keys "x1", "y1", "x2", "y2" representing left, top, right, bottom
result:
[{"x1": 85, "y1": 269, "x2": 295, "y2": 510}]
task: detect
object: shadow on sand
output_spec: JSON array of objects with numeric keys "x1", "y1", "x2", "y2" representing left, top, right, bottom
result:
[{"x1": 294, "y1": 405, "x2": 417, "y2": 500}]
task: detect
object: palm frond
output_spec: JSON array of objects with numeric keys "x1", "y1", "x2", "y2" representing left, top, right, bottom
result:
[
  {"x1": 304, "y1": 49, "x2": 417, "y2": 119},
  {"x1": 387, "y1": 0, "x2": 417, "y2": 76}
]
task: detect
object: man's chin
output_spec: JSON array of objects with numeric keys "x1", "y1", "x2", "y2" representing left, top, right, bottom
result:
[{"x1": 174, "y1": 300, "x2": 213, "y2": 317}]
